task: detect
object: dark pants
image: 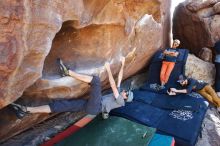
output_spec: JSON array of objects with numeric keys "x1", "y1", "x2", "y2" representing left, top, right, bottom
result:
[
  {"x1": 215, "y1": 62, "x2": 220, "y2": 92},
  {"x1": 49, "y1": 76, "x2": 102, "y2": 115}
]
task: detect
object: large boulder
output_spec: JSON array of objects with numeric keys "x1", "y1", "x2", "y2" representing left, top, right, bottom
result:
[
  {"x1": 0, "y1": 0, "x2": 171, "y2": 108},
  {"x1": 173, "y1": 0, "x2": 220, "y2": 55},
  {"x1": 0, "y1": 0, "x2": 172, "y2": 142},
  {"x1": 185, "y1": 54, "x2": 215, "y2": 85}
]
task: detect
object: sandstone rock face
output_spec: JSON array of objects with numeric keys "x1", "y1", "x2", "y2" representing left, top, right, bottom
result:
[
  {"x1": 173, "y1": 0, "x2": 220, "y2": 55},
  {"x1": 0, "y1": 0, "x2": 172, "y2": 142},
  {"x1": 23, "y1": 17, "x2": 163, "y2": 100},
  {"x1": 0, "y1": 0, "x2": 171, "y2": 108},
  {"x1": 185, "y1": 54, "x2": 215, "y2": 85}
]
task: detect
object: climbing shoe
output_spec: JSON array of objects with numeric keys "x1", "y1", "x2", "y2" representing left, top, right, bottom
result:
[
  {"x1": 10, "y1": 103, "x2": 29, "y2": 119},
  {"x1": 57, "y1": 58, "x2": 69, "y2": 76}
]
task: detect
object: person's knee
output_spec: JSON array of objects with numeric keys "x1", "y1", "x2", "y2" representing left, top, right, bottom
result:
[
  {"x1": 161, "y1": 66, "x2": 167, "y2": 74},
  {"x1": 48, "y1": 103, "x2": 58, "y2": 113},
  {"x1": 205, "y1": 94, "x2": 212, "y2": 100},
  {"x1": 206, "y1": 85, "x2": 214, "y2": 93}
]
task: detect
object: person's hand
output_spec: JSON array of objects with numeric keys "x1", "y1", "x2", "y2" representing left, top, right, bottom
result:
[
  {"x1": 169, "y1": 52, "x2": 179, "y2": 57},
  {"x1": 170, "y1": 88, "x2": 177, "y2": 92},
  {"x1": 120, "y1": 56, "x2": 125, "y2": 65},
  {"x1": 167, "y1": 90, "x2": 176, "y2": 96},
  {"x1": 166, "y1": 51, "x2": 176, "y2": 56},
  {"x1": 104, "y1": 62, "x2": 110, "y2": 70}
]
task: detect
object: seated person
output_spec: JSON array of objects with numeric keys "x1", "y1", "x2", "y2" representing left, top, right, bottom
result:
[
  {"x1": 160, "y1": 39, "x2": 180, "y2": 86},
  {"x1": 11, "y1": 57, "x2": 133, "y2": 119},
  {"x1": 167, "y1": 75, "x2": 220, "y2": 111}
]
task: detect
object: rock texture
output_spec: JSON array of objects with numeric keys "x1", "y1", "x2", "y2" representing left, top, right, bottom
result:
[
  {"x1": 173, "y1": 0, "x2": 220, "y2": 55},
  {"x1": 0, "y1": 0, "x2": 172, "y2": 142},
  {"x1": 196, "y1": 108, "x2": 220, "y2": 146},
  {"x1": 0, "y1": 0, "x2": 171, "y2": 108},
  {"x1": 198, "y1": 47, "x2": 213, "y2": 62},
  {"x1": 185, "y1": 54, "x2": 215, "y2": 85},
  {"x1": 1, "y1": 112, "x2": 86, "y2": 146}
]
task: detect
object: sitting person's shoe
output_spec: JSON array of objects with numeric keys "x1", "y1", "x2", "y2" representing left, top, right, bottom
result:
[
  {"x1": 159, "y1": 85, "x2": 165, "y2": 90},
  {"x1": 57, "y1": 58, "x2": 69, "y2": 76},
  {"x1": 10, "y1": 103, "x2": 29, "y2": 119}
]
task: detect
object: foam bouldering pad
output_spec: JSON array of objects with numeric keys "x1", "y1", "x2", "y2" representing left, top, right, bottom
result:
[
  {"x1": 56, "y1": 115, "x2": 156, "y2": 146},
  {"x1": 149, "y1": 134, "x2": 175, "y2": 146},
  {"x1": 111, "y1": 93, "x2": 208, "y2": 146}
]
